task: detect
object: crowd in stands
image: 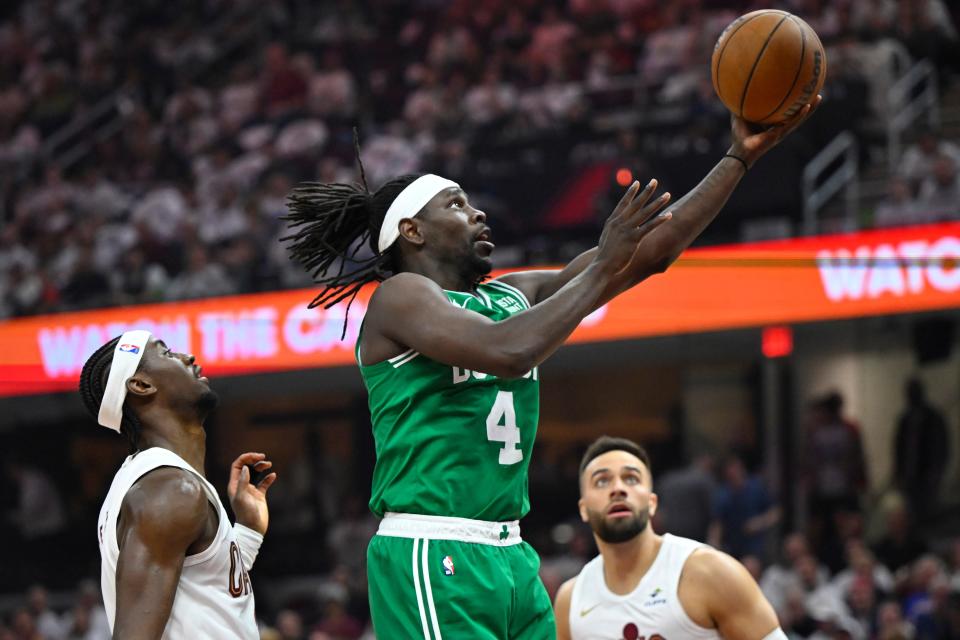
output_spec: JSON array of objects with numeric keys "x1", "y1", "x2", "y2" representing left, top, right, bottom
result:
[
  {"x1": 1, "y1": 0, "x2": 958, "y2": 319},
  {"x1": 875, "y1": 130, "x2": 960, "y2": 229}
]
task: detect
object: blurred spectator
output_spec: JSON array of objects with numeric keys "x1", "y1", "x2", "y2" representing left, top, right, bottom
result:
[
  {"x1": 872, "y1": 502, "x2": 929, "y2": 573},
  {"x1": 4, "y1": 460, "x2": 66, "y2": 541},
  {"x1": 875, "y1": 600, "x2": 915, "y2": 640},
  {"x1": 846, "y1": 574, "x2": 880, "y2": 637},
  {"x1": 893, "y1": 378, "x2": 950, "y2": 523},
  {"x1": 326, "y1": 497, "x2": 378, "y2": 576},
  {"x1": 915, "y1": 153, "x2": 960, "y2": 221},
  {"x1": 62, "y1": 580, "x2": 111, "y2": 640},
  {"x1": 762, "y1": 532, "x2": 830, "y2": 613},
  {"x1": 261, "y1": 43, "x2": 308, "y2": 119},
  {"x1": 307, "y1": 50, "x2": 356, "y2": 119},
  {"x1": 655, "y1": 452, "x2": 716, "y2": 542},
  {"x1": 10, "y1": 607, "x2": 41, "y2": 640},
  {"x1": 311, "y1": 599, "x2": 363, "y2": 640},
  {"x1": 59, "y1": 246, "x2": 111, "y2": 311},
  {"x1": 873, "y1": 176, "x2": 925, "y2": 228},
  {"x1": 781, "y1": 585, "x2": 819, "y2": 637},
  {"x1": 710, "y1": 456, "x2": 780, "y2": 561},
  {"x1": 803, "y1": 392, "x2": 867, "y2": 570},
  {"x1": 276, "y1": 609, "x2": 305, "y2": 640},
  {"x1": 111, "y1": 246, "x2": 169, "y2": 304},
  {"x1": 165, "y1": 245, "x2": 237, "y2": 301},
  {"x1": 831, "y1": 539, "x2": 895, "y2": 598},
  {"x1": 893, "y1": 0, "x2": 959, "y2": 78},
  {"x1": 901, "y1": 554, "x2": 948, "y2": 626},
  {"x1": 898, "y1": 128, "x2": 960, "y2": 191},
  {"x1": 26, "y1": 585, "x2": 64, "y2": 640}
]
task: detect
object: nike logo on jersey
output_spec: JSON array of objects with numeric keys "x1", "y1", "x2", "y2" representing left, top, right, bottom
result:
[{"x1": 580, "y1": 603, "x2": 601, "y2": 617}]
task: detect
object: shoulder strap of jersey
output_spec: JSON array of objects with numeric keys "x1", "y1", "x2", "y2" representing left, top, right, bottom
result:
[
  {"x1": 124, "y1": 448, "x2": 220, "y2": 508},
  {"x1": 662, "y1": 534, "x2": 706, "y2": 594},
  {"x1": 484, "y1": 279, "x2": 532, "y2": 310}
]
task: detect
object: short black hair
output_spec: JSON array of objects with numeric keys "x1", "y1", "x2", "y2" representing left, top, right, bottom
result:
[
  {"x1": 78, "y1": 337, "x2": 144, "y2": 452},
  {"x1": 579, "y1": 436, "x2": 652, "y2": 479}
]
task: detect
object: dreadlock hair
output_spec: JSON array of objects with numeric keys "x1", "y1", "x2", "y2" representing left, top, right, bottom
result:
[
  {"x1": 282, "y1": 166, "x2": 424, "y2": 324},
  {"x1": 79, "y1": 337, "x2": 144, "y2": 453}
]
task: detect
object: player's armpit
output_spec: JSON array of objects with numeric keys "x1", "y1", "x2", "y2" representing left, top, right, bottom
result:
[
  {"x1": 113, "y1": 468, "x2": 210, "y2": 640},
  {"x1": 679, "y1": 548, "x2": 780, "y2": 640},
  {"x1": 553, "y1": 578, "x2": 575, "y2": 640}
]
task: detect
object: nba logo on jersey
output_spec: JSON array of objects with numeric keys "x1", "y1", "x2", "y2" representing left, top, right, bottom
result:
[
  {"x1": 442, "y1": 556, "x2": 455, "y2": 576},
  {"x1": 118, "y1": 344, "x2": 140, "y2": 354}
]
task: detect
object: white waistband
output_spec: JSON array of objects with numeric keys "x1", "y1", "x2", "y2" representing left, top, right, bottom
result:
[{"x1": 377, "y1": 512, "x2": 522, "y2": 546}]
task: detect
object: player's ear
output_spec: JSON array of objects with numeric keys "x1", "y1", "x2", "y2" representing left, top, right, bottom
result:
[
  {"x1": 578, "y1": 497, "x2": 588, "y2": 523},
  {"x1": 126, "y1": 373, "x2": 157, "y2": 399},
  {"x1": 648, "y1": 492, "x2": 658, "y2": 518},
  {"x1": 398, "y1": 218, "x2": 425, "y2": 247}
]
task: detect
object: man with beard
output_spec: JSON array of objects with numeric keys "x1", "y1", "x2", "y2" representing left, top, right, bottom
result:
[
  {"x1": 79, "y1": 330, "x2": 277, "y2": 639},
  {"x1": 555, "y1": 437, "x2": 784, "y2": 640},
  {"x1": 283, "y1": 98, "x2": 818, "y2": 639}
]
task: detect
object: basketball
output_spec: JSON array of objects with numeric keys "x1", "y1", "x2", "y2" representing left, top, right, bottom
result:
[{"x1": 711, "y1": 10, "x2": 826, "y2": 125}]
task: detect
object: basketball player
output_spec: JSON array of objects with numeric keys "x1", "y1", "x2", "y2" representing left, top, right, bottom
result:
[
  {"x1": 79, "y1": 330, "x2": 277, "y2": 639},
  {"x1": 555, "y1": 436, "x2": 785, "y2": 640},
  {"x1": 282, "y1": 96, "x2": 819, "y2": 639}
]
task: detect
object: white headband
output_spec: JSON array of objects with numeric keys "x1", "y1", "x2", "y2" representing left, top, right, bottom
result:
[
  {"x1": 97, "y1": 330, "x2": 152, "y2": 433},
  {"x1": 377, "y1": 174, "x2": 460, "y2": 252}
]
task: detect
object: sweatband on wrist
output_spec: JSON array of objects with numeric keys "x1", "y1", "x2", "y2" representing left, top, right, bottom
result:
[
  {"x1": 98, "y1": 330, "x2": 152, "y2": 433},
  {"x1": 761, "y1": 628, "x2": 788, "y2": 640},
  {"x1": 377, "y1": 174, "x2": 460, "y2": 252},
  {"x1": 233, "y1": 523, "x2": 264, "y2": 569}
]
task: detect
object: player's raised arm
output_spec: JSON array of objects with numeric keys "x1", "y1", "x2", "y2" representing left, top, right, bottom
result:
[
  {"x1": 500, "y1": 95, "x2": 822, "y2": 307},
  {"x1": 364, "y1": 183, "x2": 671, "y2": 377},
  {"x1": 112, "y1": 468, "x2": 209, "y2": 640},
  {"x1": 681, "y1": 547, "x2": 783, "y2": 640}
]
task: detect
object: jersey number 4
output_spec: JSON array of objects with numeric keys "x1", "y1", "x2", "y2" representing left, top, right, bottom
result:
[{"x1": 486, "y1": 391, "x2": 522, "y2": 465}]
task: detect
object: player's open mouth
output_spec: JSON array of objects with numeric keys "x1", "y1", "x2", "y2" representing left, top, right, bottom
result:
[
  {"x1": 474, "y1": 227, "x2": 495, "y2": 253},
  {"x1": 193, "y1": 364, "x2": 207, "y2": 382},
  {"x1": 607, "y1": 503, "x2": 633, "y2": 518}
]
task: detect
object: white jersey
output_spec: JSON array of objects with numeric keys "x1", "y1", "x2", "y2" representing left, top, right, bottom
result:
[
  {"x1": 569, "y1": 534, "x2": 721, "y2": 640},
  {"x1": 97, "y1": 447, "x2": 259, "y2": 639}
]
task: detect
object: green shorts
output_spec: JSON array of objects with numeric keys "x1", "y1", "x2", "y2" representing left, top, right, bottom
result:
[{"x1": 367, "y1": 514, "x2": 555, "y2": 640}]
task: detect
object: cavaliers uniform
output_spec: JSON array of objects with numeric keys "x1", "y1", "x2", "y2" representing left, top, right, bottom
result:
[
  {"x1": 97, "y1": 447, "x2": 259, "y2": 639},
  {"x1": 568, "y1": 534, "x2": 722, "y2": 640},
  {"x1": 359, "y1": 280, "x2": 554, "y2": 639}
]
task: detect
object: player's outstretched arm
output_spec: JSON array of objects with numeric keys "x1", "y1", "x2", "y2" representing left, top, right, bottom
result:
[
  {"x1": 500, "y1": 95, "x2": 822, "y2": 307},
  {"x1": 364, "y1": 185, "x2": 670, "y2": 377},
  {"x1": 112, "y1": 468, "x2": 209, "y2": 640},
  {"x1": 553, "y1": 578, "x2": 575, "y2": 640},
  {"x1": 681, "y1": 548, "x2": 781, "y2": 640}
]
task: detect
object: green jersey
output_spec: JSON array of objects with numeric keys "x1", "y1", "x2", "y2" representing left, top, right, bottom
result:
[{"x1": 358, "y1": 279, "x2": 539, "y2": 522}]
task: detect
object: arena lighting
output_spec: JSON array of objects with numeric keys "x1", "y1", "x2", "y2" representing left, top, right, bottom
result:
[
  {"x1": 3, "y1": 222, "x2": 960, "y2": 397},
  {"x1": 615, "y1": 168, "x2": 633, "y2": 187},
  {"x1": 762, "y1": 326, "x2": 793, "y2": 358}
]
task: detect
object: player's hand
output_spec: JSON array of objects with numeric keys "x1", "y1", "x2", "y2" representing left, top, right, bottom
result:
[
  {"x1": 729, "y1": 93, "x2": 822, "y2": 168},
  {"x1": 228, "y1": 452, "x2": 277, "y2": 536},
  {"x1": 595, "y1": 179, "x2": 673, "y2": 276}
]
